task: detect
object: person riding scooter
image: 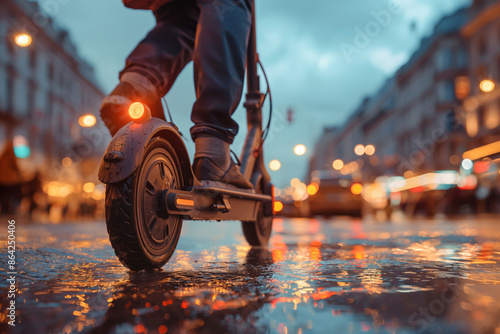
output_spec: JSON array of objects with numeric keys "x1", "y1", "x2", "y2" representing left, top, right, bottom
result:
[{"x1": 100, "y1": 0, "x2": 253, "y2": 189}]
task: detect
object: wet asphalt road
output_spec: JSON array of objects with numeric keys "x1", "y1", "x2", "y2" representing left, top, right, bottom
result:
[{"x1": 1, "y1": 217, "x2": 500, "y2": 334}]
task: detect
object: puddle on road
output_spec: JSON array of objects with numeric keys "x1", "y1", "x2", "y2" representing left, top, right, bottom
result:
[{"x1": 0, "y1": 219, "x2": 500, "y2": 333}]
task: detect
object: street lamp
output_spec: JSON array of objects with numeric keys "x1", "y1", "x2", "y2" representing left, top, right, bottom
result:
[
  {"x1": 293, "y1": 144, "x2": 306, "y2": 156},
  {"x1": 354, "y1": 144, "x2": 365, "y2": 156},
  {"x1": 78, "y1": 114, "x2": 96, "y2": 127},
  {"x1": 479, "y1": 79, "x2": 495, "y2": 93},
  {"x1": 14, "y1": 33, "x2": 32, "y2": 47}
]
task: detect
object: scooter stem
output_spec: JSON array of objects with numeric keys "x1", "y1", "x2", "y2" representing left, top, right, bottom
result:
[{"x1": 240, "y1": 0, "x2": 266, "y2": 180}]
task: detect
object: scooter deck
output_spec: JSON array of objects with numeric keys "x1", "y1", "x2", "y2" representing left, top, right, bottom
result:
[{"x1": 163, "y1": 184, "x2": 272, "y2": 221}]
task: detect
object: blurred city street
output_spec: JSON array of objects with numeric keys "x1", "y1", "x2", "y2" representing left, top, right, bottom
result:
[{"x1": 1, "y1": 217, "x2": 499, "y2": 333}]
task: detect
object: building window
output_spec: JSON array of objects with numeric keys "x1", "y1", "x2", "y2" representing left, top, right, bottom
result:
[
  {"x1": 497, "y1": 56, "x2": 500, "y2": 81},
  {"x1": 29, "y1": 48, "x2": 37, "y2": 69},
  {"x1": 6, "y1": 68, "x2": 14, "y2": 112},
  {"x1": 58, "y1": 115, "x2": 64, "y2": 135},
  {"x1": 45, "y1": 95, "x2": 54, "y2": 130},
  {"x1": 478, "y1": 37, "x2": 487, "y2": 56},
  {"x1": 5, "y1": 36, "x2": 15, "y2": 56},
  {"x1": 476, "y1": 65, "x2": 487, "y2": 79},
  {"x1": 437, "y1": 48, "x2": 452, "y2": 71},
  {"x1": 446, "y1": 81, "x2": 455, "y2": 101},
  {"x1": 484, "y1": 102, "x2": 500, "y2": 129},
  {"x1": 27, "y1": 82, "x2": 36, "y2": 117},
  {"x1": 439, "y1": 81, "x2": 456, "y2": 102},
  {"x1": 456, "y1": 48, "x2": 467, "y2": 68},
  {"x1": 48, "y1": 62, "x2": 54, "y2": 82}
]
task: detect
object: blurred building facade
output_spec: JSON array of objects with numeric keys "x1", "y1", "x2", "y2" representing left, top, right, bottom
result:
[
  {"x1": 461, "y1": 0, "x2": 500, "y2": 148},
  {"x1": 0, "y1": 0, "x2": 107, "y2": 186},
  {"x1": 308, "y1": 0, "x2": 500, "y2": 182}
]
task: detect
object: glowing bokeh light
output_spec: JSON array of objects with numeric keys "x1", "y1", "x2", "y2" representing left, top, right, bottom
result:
[
  {"x1": 78, "y1": 114, "x2": 96, "y2": 127},
  {"x1": 14, "y1": 145, "x2": 30, "y2": 159},
  {"x1": 269, "y1": 159, "x2": 281, "y2": 171},
  {"x1": 461, "y1": 159, "x2": 473, "y2": 170},
  {"x1": 62, "y1": 157, "x2": 72, "y2": 167},
  {"x1": 129, "y1": 102, "x2": 145, "y2": 119},
  {"x1": 293, "y1": 144, "x2": 307, "y2": 156},
  {"x1": 307, "y1": 183, "x2": 319, "y2": 196},
  {"x1": 274, "y1": 201, "x2": 284, "y2": 212},
  {"x1": 354, "y1": 144, "x2": 365, "y2": 156},
  {"x1": 15, "y1": 33, "x2": 32, "y2": 47},
  {"x1": 364, "y1": 144, "x2": 376, "y2": 156},
  {"x1": 351, "y1": 183, "x2": 364, "y2": 195},
  {"x1": 479, "y1": 79, "x2": 495, "y2": 93},
  {"x1": 332, "y1": 159, "x2": 344, "y2": 170},
  {"x1": 290, "y1": 178, "x2": 301, "y2": 187},
  {"x1": 13, "y1": 135, "x2": 30, "y2": 158},
  {"x1": 83, "y1": 182, "x2": 95, "y2": 193}
]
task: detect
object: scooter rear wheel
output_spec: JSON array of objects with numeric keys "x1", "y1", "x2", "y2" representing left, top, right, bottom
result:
[
  {"x1": 242, "y1": 181, "x2": 273, "y2": 246},
  {"x1": 105, "y1": 137, "x2": 183, "y2": 271}
]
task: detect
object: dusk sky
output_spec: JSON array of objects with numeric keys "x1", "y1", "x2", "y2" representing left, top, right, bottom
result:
[{"x1": 45, "y1": 0, "x2": 471, "y2": 187}]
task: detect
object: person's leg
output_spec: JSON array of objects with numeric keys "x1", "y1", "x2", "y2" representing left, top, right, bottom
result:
[
  {"x1": 100, "y1": 0, "x2": 200, "y2": 136},
  {"x1": 190, "y1": 0, "x2": 253, "y2": 189},
  {"x1": 190, "y1": 0, "x2": 252, "y2": 142}
]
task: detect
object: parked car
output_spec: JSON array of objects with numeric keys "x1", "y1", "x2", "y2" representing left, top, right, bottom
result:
[{"x1": 307, "y1": 177, "x2": 362, "y2": 217}]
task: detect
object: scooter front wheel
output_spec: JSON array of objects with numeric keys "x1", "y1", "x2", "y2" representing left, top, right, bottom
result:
[{"x1": 105, "y1": 137, "x2": 183, "y2": 271}]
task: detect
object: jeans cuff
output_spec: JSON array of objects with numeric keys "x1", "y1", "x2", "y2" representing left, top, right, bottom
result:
[{"x1": 190, "y1": 125, "x2": 235, "y2": 144}]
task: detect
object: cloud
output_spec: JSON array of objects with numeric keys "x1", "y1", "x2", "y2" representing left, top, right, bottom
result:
[{"x1": 369, "y1": 48, "x2": 408, "y2": 74}]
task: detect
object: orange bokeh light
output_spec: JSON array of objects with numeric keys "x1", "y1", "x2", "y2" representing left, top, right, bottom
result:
[
  {"x1": 351, "y1": 183, "x2": 363, "y2": 195},
  {"x1": 78, "y1": 114, "x2": 96, "y2": 127},
  {"x1": 129, "y1": 102, "x2": 145, "y2": 119},
  {"x1": 307, "y1": 183, "x2": 319, "y2": 196},
  {"x1": 274, "y1": 201, "x2": 284, "y2": 212},
  {"x1": 15, "y1": 33, "x2": 32, "y2": 47}
]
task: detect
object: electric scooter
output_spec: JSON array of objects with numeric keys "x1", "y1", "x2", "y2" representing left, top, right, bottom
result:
[{"x1": 98, "y1": 0, "x2": 274, "y2": 271}]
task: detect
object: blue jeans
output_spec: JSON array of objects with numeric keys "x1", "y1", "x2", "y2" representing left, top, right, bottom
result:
[{"x1": 121, "y1": 0, "x2": 252, "y2": 143}]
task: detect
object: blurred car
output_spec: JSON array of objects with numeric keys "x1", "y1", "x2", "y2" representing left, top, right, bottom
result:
[
  {"x1": 276, "y1": 200, "x2": 309, "y2": 218},
  {"x1": 307, "y1": 177, "x2": 362, "y2": 217}
]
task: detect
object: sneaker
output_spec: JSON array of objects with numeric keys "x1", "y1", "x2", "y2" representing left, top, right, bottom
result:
[{"x1": 193, "y1": 157, "x2": 254, "y2": 190}]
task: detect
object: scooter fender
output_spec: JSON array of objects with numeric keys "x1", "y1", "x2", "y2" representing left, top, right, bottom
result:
[{"x1": 98, "y1": 118, "x2": 194, "y2": 185}]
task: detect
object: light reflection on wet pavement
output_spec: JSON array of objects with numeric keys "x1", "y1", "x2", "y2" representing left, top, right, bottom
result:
[{"x1": 1, "y1": 217, "x2": 500, "y2": 333}]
